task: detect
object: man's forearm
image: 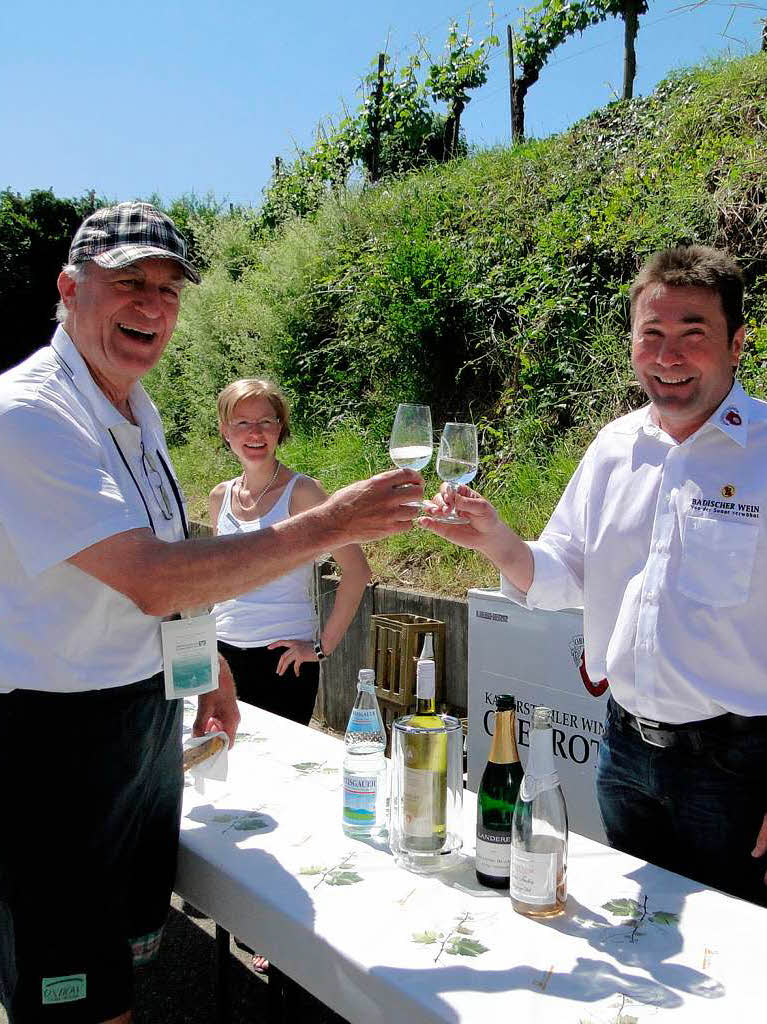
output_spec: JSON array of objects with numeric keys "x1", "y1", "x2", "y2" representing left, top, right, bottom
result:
[
  {"x1": 477, "y1": 521, "x2": 534, "y2": 595},
  {"x1": 69, "y1": 468, "x2": 422, "y2": 615}
]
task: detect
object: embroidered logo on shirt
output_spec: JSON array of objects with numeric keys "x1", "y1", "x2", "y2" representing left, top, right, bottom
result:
[
  {"x1": 691, "y1": 496, "x2": 760, "y2": 520},
  {"x1": 722, "y1": 407, "x2": 742, "y2": 426}
]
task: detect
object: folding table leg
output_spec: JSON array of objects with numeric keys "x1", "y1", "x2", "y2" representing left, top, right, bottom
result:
[{"x1": 215, "y1": 924, "x2": 231, "y2": 1024}]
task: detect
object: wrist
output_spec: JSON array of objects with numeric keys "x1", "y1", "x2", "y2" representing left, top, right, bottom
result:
[{"x1": 313, "y1": 639, "x2": 327, "y2": 661}]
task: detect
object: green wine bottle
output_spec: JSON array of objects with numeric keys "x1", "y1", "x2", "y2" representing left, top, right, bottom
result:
[{"x1": 475, "y1": 694, "x2": 523, "y2": 889}]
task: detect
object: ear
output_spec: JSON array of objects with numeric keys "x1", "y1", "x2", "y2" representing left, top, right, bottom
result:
[
  {"x1": 57, "y1": 269, "x2": 78, "y2": 311},
  {"x1": 731, "y1": 325, "x2": 746, "y2": 366}
]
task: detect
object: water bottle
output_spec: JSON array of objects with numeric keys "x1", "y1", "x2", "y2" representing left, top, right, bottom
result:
[{"x1": 342, "y1": 668, "x2": 387, "y2": 837}]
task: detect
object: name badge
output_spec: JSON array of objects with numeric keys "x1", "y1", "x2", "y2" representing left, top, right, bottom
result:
[{"x1": 161, "y1": 614, "x2": 219, "y2": 700}]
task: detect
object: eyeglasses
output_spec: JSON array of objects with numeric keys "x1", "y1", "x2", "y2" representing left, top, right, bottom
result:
[
  {"x1": 141, "y1": 446, "x2": 174, "y2": 521},
  {"x1": 228, "y1": 417, "x2": 281, "y2": 433}
]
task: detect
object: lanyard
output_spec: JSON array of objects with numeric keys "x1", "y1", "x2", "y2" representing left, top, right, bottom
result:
[{"x1": 108, "y1": 429, "x2": 188, "y2": 539}]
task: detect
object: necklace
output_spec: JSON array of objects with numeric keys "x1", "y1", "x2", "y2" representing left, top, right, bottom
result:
[{"x1": 236, "y1": 462, "x2": 280, "y2": 514}]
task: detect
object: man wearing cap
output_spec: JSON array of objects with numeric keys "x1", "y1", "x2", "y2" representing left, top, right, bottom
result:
[
  {"x1": 422, "y1": 245, "x2": 767, "y2": 907},
  {"x1": 0, "y1": 202, "x2": 423, "y2": 1024}
]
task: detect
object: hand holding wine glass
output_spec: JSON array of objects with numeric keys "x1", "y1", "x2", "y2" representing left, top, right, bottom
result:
[
  {"x1": 389, "y1": 403, "x2": 433, "y2": 509},
  {"x1": 434, "y1": 422, "x2": 478, "y2": 524}
]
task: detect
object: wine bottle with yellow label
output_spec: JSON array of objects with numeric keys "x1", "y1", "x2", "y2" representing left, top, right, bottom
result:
[{"x1": 475, "y1": 694, "x2": 523, "y2": 889}]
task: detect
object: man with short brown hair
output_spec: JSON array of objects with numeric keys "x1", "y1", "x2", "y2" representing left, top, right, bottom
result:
[{"x1": 423, "y1": 244, "x2": 767, "y2": 906}]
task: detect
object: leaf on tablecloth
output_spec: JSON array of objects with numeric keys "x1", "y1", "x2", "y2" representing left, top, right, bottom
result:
[
  {"x1": 455, "y1": 924, "x2": 473, "y2": 935},
  {"x1": 213, "y1": 814, "x2": 235, "y2": 822},
  {"x1": 412, "y1": 931, "x2": 441, "y2": 944},
  {"x1": 326, "y1": 870, "x2": 362, "y2": 886},
  {"x1": 292, "y1": 761, "x2": 324, "y2": 773},
  {"x1": 603, "y1": 898, "x2": 640, "y2": 917},
  {"x1": 445, "y1": 937, "x2": 488, "y2": 957},
  {"x1": 299, "y1": 865, "x2": 325, "y2": 875},
  {"x1": 650, "y1": 911, "x2": 679, "y2": 925},
  {"x1": 231, "y1": 816, "x2": 268, "y2": 831}
]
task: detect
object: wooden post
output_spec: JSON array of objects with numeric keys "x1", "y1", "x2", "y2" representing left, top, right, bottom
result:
[
  {"x1": 622, "y1": 2, "x2": 639, "y2": 100},
  {"x1": 507, "y1": 25, "x2": 515, "y2": 143},
  {"x1": 370, "y1": 53, "x2": 386, "y2": 183}
]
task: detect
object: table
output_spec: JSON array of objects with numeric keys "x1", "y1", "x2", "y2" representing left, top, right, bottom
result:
[{"x1": 175, "y1": 701, "x2": 767, "y2": 1024}]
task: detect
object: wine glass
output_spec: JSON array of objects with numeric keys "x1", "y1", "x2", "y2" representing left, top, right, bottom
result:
[
  {"x1": 389, "y1": 403, "x2": 433, "y2": 509},
  {"x1": 435, "y1": 422, "x2": 478, "y2": 523}
]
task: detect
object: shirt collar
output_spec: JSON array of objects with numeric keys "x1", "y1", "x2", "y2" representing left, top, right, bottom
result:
[
  {"x1": 639, "y1": 379, "x2": 749, "y2": 448},
  {"x1": 50, "y1": 326, "x2": 154, "y2": 433},
  {"x1": 710, "y1": 379, "x2": 749, "y2": 447}
]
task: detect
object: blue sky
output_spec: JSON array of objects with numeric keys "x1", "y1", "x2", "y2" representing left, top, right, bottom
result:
[{"x1": 1, "y1": 1, "x2": 764, "y2": 208}]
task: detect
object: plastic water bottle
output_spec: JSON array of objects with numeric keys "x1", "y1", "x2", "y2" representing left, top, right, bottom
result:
[{"x1": 342, "y1": 668, "x2": 387, "y2": 837}]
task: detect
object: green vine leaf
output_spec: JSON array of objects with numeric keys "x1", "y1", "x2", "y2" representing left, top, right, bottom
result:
[
  {"x1": 299, "y1": 865, "x2": 325, "y2": 876},
  {"x1": 455, "y1": 924, "x2": 473, "y2": 935},
  {"x1": 326, "y1": 870, "x2": 362, "y2": 886},
  {"x1": 603, "y1": 898, "x2": 640, "y2": 917},
  {"x1": 412, "y1": 930, "x2": 441, "y2": 944},
  {"x1": 445, "y1": 937, "x2": 488, "y2": 957},
  {"x1": 231, "y1": 815, "x2": 268, "y2": 831},
  {"x1": 650, "y1": 911, "x2": 679, "y2": 925},
  {"x1": 292, "y1": 761, "x2": 323, "y2": 773}
]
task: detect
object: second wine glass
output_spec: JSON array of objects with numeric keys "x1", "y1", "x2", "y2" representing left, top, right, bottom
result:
[{"x1": 435, "y1": 422, "x2": 478, "y2": 523}]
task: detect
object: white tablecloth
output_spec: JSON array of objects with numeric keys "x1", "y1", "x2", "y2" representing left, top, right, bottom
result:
[{"x1": 175, "y1": 701, "x2": 766, "y2": 1024}]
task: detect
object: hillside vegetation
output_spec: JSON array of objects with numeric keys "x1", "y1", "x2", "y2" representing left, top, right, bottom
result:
[{"x1": 150, "y1": 54, "x2": 767, "y2": 594}]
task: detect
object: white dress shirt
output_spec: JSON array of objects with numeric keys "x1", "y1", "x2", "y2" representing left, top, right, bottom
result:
[
  {"x1": 0, "y1": 327, "x2": 186, "y2": 693},
  {"x1": 502, "y1": 380, "x2": 767, "y2": 723}
]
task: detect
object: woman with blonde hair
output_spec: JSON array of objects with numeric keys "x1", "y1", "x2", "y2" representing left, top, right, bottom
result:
[{"x1": 210, "y1": 378, "x2": 371, "y2": 726}]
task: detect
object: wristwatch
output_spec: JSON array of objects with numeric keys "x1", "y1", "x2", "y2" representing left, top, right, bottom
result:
[{"x1": 313, "y1": 640, "x2": 326, "y2": 661}]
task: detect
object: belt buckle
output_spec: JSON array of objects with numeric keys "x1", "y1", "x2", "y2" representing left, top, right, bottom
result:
[{"x1": 635, "y1": 716, "x2": 667, "y2": 747}]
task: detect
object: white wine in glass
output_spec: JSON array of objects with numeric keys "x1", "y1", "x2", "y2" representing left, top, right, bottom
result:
[
  {"x1": 435, "y1": 422, "x2": 478, "y2": 523},
  {"x1": 389, "y1": 404, "x2": 433, "y2": 508}
]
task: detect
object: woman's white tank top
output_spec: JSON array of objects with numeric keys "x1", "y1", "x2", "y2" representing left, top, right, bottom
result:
[{"x1": 212, "y1": 473, "x2": 317, "y2": 647}]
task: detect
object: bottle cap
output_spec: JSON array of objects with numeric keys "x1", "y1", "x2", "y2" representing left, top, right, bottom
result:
[
  {"x1": 495, "y1": 694, "x2": 515, "y2": 712},
  {"x1": 416, "y1": 658, "x2": 436, "y2": 697},
  {"x1": 358, "y1": 668, "x2": 375, "y2": 688},
  {"x1": 532, "y1": 705, "x2": 552, "y2": 729}
]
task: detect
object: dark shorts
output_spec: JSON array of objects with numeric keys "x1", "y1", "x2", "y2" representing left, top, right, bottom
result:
[
  {"x1": 0, "y1": 673, "x2": 183, "y2": 1022},
  {"x1": 218, "y1": 641, "x2": 320, "y2": 726}
]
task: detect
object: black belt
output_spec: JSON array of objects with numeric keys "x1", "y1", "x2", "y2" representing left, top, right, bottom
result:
[{"x1": 609, "y1": 697, "x2": 767, "y2": 749}]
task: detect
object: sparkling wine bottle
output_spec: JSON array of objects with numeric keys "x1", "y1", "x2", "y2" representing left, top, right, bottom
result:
[
  {"x1": 510, "y1": 706, "x2": 568, "y2": 917},
  {"x1": 475, "y1": 694, "x2": 523, "y2": 889},
  {"x1": 342, "y1": 669, "x2": 387, "y2": 837},
  {"x1": 401, "y1": 635, "x2": 447, "y2": 852}
]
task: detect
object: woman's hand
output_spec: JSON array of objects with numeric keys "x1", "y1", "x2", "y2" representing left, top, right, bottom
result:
[{"x1": 268, "y1": 639, "x2": 318, "y2": 676}]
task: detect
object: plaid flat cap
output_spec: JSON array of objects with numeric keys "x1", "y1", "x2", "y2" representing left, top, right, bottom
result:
[{"x1": 69, "y1": 201, "x2": 200, "y2": 283}]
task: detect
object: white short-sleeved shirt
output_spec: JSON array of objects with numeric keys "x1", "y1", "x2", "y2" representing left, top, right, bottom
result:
[
  {"x1": 501, "y1": 380, "x2": 767, "y2": 724},
  {"x1": 0, "y1": 327, "x2": 186, "y2": 693}
]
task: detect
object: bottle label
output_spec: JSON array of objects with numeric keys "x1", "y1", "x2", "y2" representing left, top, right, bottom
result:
[
  {"x1": 510, "y1": 849, "x2": 560, "y2": 904},
  {"x1": 342, "y1": 772, "x2": 378, "y2": 826},
  {"x1": 348, "y1": 708, "x2": 378, "y2": 732},
  {"x1": 475, "y1": 827, "x2": 511, "y2": 877},
  {"x1": 403, "y1": 766, "x2": 443, "y2": 837}
]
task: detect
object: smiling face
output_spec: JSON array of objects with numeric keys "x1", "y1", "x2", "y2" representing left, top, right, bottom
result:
[
  {"x1": 57, "y1": 258, "x2": 184, "y2": 404},
  {"x1": 221, "y1": 394, "x2": 283, "y2": 468},
  {"x1": 631, "y1": 284, "x2": 744, "y2": 442}
]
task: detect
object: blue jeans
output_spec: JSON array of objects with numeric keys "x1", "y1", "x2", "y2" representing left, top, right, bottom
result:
[{"x1": 596, "y1": 698, "x2": 767, "y2": 906}]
